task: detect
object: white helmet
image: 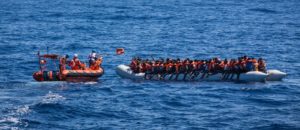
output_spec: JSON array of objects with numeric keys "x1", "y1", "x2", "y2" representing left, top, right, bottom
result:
[
  {"x1": 92, "y1": 53, "x2": 96, "y2": 58},
  {"x1": 74, "y1": 54, "x2": 78, "y2": 57}
]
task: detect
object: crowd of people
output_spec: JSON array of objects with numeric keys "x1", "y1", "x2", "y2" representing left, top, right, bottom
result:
[
  {"x1": 129, "y1": 56, "x2": 267, "y2": 78},
  {"x1": 59, "y1": 51, "x2": 103, "y2": 71}
]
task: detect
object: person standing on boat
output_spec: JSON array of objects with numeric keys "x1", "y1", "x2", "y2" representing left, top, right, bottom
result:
[
  {"x1": 88, "y1": 50, "x2": 97, "y2": 67},
  {"x1": 90, "y1": 56, "x2": 103, "y2": 70}
]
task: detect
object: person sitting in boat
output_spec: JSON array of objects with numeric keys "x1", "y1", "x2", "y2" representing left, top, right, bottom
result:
[
  {"x1": 153, "y1": 60, "x2": 160, "y2": 74},
  {"x1": 252, "y1": 58, "x2": 259, "y2": 71},
  {"x1": 222, "y1": 59, "x2": 230, "y2": 79},
  {"x1": 245, "y1": 58, "x2": 253, "y2": 71},
  {"x1": 141, "y1": 62, "x2": 147, "y2": 73},
  {"x1": 200, "y1": 60, "x2": 209, "y2": 78},
  {"x1": 227, "y1": 59, "x2": 237, "y2": 79},
  {"x1": 130, "y1": 58, "x2": 138, "y2": 73},
  {"x1": 69, "y1": 54, "x2": 85, "y2": 70},
  {"x1": 258, "y1": 58, "x2": 267, "y2": 73},
  {"x1": 215, "y1": 59, "x2": 224, "y2": 73},
  {"x1": 59, "y1": 55, "x2": 69, "y2": 71},
  {"x1": 145, "y1": 61, "x2": 152, "y2": 73}
]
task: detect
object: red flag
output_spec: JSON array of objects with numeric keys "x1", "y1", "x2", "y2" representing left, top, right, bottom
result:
[{"x1": 116, "y1": 48, "x2": 125, "y2": 55}]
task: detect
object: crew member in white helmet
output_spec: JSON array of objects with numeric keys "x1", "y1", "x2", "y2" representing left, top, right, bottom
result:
[
  {"x1": 69, "y1": 54, "x2": 83, "y2": 70},
  {"x1": 89, "y1": 50, "x2": 97, "y2": 67}
]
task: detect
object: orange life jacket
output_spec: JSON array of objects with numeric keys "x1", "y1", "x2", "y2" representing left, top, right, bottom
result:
[
  {"x1": 175, "y1": 63, "x2": 181, "y2": 73},
  {"x1": 146, "y1": 63, "x2": 152, "y2": 71},
  {"x1": 208, "y1": 61, "x2": 215, "y2": 71},
  {"x1": 197, "y1": 62, "x2": 203, "y2": 69},
  {"x1": 130, "y1": 61, "x2": 137, "y2": 70},
  {"x1": 252, "y1": 60, "x2": 258, "y2": 71},
  {"x1": 90, "y1": 59, "x2": 102, "y2": 70},
  {"x1": 218, "y1": 61, "x2": 225, "y2": 69}
]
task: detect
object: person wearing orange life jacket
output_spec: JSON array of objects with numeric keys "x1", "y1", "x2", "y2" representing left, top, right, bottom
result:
[
  {"x1": 201, "y1": 60, "x2": 210, "y2": 79},
  {"x1": 189, "y1": 60, "x2": 200, "y2": 80},
  {"x1": 175, "y1": 60, "x2": 182, "y2": 74},
  {"x1": 208, "y1": 59, "x2": 215, "y2": 73},
  {"x1": 69, "y1": 54, "x2": 85, "y2": 70},
  {"x1": 169, "y1": 61, "x2": 175, "y2": 74},
  {"x1": 197, "y1": 60, "x2": 205, "y2": 72},
  {"x1": 145, "y1": 62, "x2": 152, "y2": 73},
  {"x1": 159, "y1": 61, "x2": 165, "y2": 74},
  {"x1": 165, "y1": 60, "x2": 172, "y2": 74},
  {"x1": 152, "y1": 61, "x2": 159, "y2": 74},
  {"x1": 222, "y1": 59, "x2": 230, "y2": 80},
  {"x1": 182, "y1": 59, "x2": 192, "y2": 80},
  {"x1": 187, "y1": 60, "x2": 194, "y2": 73},
  {"x1": 192, "y1": 60, "x2": 198, "y2": 72},
  {"x1": 245, "y1": 58, "x2": 253, "y2": 71},
  {"x1": 141, "y1": 62, "x2": 147, "y2": 73},
  {"x1": 258, "y1": 58, "x2": 266, "y2": 72},
  {"x1": 130, "y1": 58, "x2": 138, "y2": 73},
  {"x1": 229, "y1": 59, "x2": 237, "y2": 80},
  {"x1": 252, "y1": 58, "x2": 259, "y2": 71},
  {"x1": 216, "y1": 60, "x2": 224, "y2": 73},
  {"x1": 90, "y1": 56, "x2": 103, "y2": 70},
  {"x1": 144, "y1": 61, "x2": 153, "y2": 79},
  {"x1": 235, "y1": 58, "x2": 245, "y2": 80},
  {"x1": 59, "y1": 55, "x2": 69, "y2": 72}
]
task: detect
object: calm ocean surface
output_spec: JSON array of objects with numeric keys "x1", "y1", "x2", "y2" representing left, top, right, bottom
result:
[{"x1": 0, "y1": 0, "x2": 300, "y2": 129}]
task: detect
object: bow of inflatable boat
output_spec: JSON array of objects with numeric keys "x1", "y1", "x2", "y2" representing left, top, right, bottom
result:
[
  {"x1": 266, "y1": 70, "x2": 287, "y2": 81},
  {"x1": 239, "y1": 71, "x2": 268, "y2": 82},
  {"x1": 116, "y1": 64, "x2": 144, "y2": 80},
  {"x1": 116, "y1": 65, "x2": 283, "y2": 82}
]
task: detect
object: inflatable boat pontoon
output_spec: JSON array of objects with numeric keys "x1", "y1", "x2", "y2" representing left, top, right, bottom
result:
[{"x1": 116, "y1": 64, "x2": 286, "y2": 82}]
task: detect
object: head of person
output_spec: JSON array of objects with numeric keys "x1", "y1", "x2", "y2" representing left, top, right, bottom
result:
[
  {"x1": 91, "y1": 53, "x2": 96, "y2": 58},
  {"x1": 74, "y1": 54, "x2": 78, "y2": 58}
]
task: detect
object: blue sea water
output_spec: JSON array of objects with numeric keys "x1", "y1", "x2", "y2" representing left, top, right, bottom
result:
[{"x1": 0, "y1": 0, "x2": 300, "y2": 129}]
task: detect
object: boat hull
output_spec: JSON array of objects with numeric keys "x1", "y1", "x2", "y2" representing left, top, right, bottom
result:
[
  {"x1": 33, "y1": 68, "x2": 104, "y2": 82},
  {"x1": 116, "y1": 64, "x2": 286, "y2": 82}
]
